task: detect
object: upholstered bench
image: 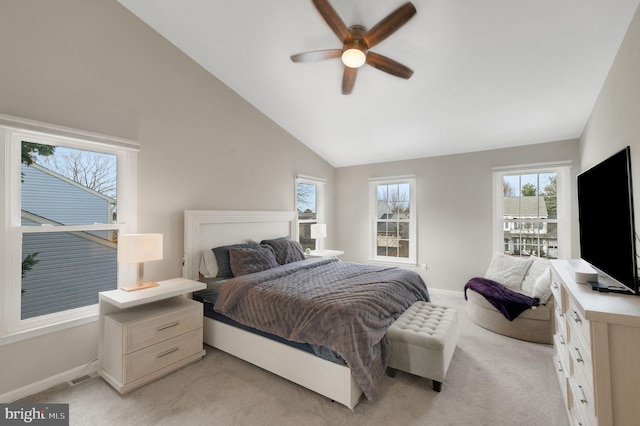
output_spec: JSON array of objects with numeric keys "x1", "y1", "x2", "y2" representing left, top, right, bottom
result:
[{"x1": 386, "y1": 301, "x2": 460, "y2": 392}]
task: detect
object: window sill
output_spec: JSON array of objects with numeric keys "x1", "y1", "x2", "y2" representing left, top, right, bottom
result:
[{"x1": 0, "y1": 314, "x2": 98, "y2": 347}]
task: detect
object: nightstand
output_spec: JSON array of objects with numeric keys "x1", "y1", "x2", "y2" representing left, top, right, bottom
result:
[
  {"x1": 98, "y1": 278, "x2": 206, "y2": 394},
  {"x1": 306, "y1": 249, "x2": 344, "y2": 259}
]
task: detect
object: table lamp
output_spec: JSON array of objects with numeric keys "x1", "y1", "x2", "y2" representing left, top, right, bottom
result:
[
  {"x1": 310, "y1": 223, "x2": 327, "y2": 241},
  {"x1": 118, "y1": 233, "x2": 163, "y2": 291}
]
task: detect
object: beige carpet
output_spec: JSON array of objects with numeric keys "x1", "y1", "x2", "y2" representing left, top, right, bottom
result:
[{"x1": 18, "y1": 292, "x2": 568, "y2": 425}]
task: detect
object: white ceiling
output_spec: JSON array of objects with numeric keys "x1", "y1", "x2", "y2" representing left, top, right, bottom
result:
[{"x1": 117, "y1": 0, "x2": 639, "y2": 167}]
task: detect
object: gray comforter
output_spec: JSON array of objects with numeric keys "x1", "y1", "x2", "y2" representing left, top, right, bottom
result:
[{"x1": 214, "y1": 258, "x2": 430, "y2": 400}]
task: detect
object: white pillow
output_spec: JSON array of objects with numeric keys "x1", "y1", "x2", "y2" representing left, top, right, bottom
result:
[
  {"x1": 532, "y1": 266, "x2": 553, "y2": 304},
  {"x1": 521, "y1": 256, "x2": 551, "y2": 295},
  {"x1": 484, "y1": 253, "x2": 533, "y2": 290},
  {"x1": 199, "y1": 249, "x2": 218, "y2": 278}
]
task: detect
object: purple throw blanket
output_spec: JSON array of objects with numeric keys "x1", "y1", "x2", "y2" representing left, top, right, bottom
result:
[
  {"x1": 214, "y1": 258, "x2": 429, "y2": 400},
  {"x1": 464, "y1": 277, "x2": 539, "y2": 321}
]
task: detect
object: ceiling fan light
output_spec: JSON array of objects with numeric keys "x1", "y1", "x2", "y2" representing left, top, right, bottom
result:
[{"x1": 342, "y1": 48, "x2": 366, "y2": 68}]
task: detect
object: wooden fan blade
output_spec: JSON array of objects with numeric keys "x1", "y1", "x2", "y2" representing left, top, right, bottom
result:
[
  {"x1": 312, "y1": 0, "x2": 352, "y2": 43},
  {"x1": 342, "y1": 66, "x2": 357, "y2": 95},
  {"x1": 291, "y1": 49, "x2": 342, "y2": 63},
  {"x1": 362, "y1": 2, "x2": 416, "y2": 49},
  {"x1": 366, "y1": 52, "x2": 414, "y2": 79}
]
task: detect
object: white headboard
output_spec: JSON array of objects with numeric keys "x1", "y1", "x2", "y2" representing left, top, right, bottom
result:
[{"x1": 183, "y1": 210, "x2": 298, "y2": 280}]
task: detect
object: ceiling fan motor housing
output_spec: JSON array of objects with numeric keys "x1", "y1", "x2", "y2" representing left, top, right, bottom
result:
[{"x1": 342, "y1": 25, "x2": 368, "y2": 68}]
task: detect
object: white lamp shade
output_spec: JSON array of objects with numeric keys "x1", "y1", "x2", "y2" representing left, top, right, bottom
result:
[
  {"x1": 118, "y1": 233, "x2": 163, "y2": 264},
  {"x1": 310, "y1": 224, "x2": 327, "y2": 239}
]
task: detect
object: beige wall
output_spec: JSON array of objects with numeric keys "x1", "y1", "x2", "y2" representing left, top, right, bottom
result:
[
  {"x1": 0, "y1": 0, "x2": 334, "y2": 397},
  {"x1": 335, "y1": 140, "x2": 581, "y2": 293},
  {"x1": 580, "y1": 6, "x2": 640, "y2": 205},
  {"x1": 1, "y1": 0, "x2": 636, "y2": 401}
]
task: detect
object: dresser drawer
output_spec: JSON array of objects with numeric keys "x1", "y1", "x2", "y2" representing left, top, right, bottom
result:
[
  {"x1": 124, "y1": 328, "x2": 202, "y2": 383},
  {"x1": 551, "y1": 278, "x2": 563, "y2": 308},
  {"x1": 555, "y1": 308, "x2": 567, "y2": 339},
  {"x1": 569, "y1": 339, "x2": 593, "y2": 385},
  {"x1": 567, "y1": 297, "x2": 591, "y2": 349},
  {"x1": 553, "y1": 353, "x2": 570, "y2": 409},
  {"x1": 554, "y1": 333, "x2": 570, "y2": 374},
  {"x1": 570, "y1": 362, "x2": 595, "y2": 413},
  {"x1": 569, "y1": 376, "x2": 597, "y2": 426}
]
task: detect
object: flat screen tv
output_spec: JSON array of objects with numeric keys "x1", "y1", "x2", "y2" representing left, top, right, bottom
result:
[{"x1": 577, "y1": 146, "x2": 638, "y2": 294}]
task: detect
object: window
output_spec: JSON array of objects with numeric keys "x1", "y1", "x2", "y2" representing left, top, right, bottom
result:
[
  {"x1": 369, "y1": 176, "x2": 416, "y2": 264},
  {"x1": 493, "y1": 163, "x2": 571, "y2": 260},
  {"x1": 1, "y1": 116, "x2": 138, "y2": 340},
  {"x1": 296, "y1": 175, "x2": 325, "y2": 251}
]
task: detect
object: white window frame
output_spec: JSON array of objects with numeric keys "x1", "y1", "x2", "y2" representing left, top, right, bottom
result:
[
  {"x1": 492, "y1": 162, "x2": 571, "y2": 259},
  {"x1": 295, "y1": 175, "x2": 325, "y2": 250},
  {"x1": 369, "y1": 176, "x2": 417, "y2": 265},
  {"x1": 0, "y1": 114, "x2": 138, "y2": 344}
]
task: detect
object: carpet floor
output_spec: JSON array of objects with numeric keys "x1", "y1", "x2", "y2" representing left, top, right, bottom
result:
[{"x1": 18, "y1": 291, "x2": 568, "y2": 425}]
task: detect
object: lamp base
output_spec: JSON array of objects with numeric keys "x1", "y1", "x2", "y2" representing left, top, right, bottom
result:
[{"x1": 121, "y1": 281, "x2": 160, "y2": 292}]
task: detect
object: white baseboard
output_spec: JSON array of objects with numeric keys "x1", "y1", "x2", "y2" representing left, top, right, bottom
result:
[{"x1": 0, "y1": 359, "x2": 98, "y2": 403}]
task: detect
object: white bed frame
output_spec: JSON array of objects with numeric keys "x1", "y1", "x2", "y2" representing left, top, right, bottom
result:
[{"x1": 183, "y1": 210, "x2": 363, "y2": 409}]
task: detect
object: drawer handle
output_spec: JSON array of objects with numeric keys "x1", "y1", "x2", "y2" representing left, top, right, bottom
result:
[
  {"x1": 158, "y1": 321, "x2": 180, "y2": 331},
  {"x1": 559, "y1": 334, "x2": 566, "y2": 345},
  {"x1": 572, "y1": 346, "x2": 584, "y2": 363},
  {"x1": 157, "y1": 347, "x2": 179, "y2": 358},
  {"x1": 570, "y1": 310, "x2": 582, "y2": 324},
  {"x1": 556, "y1": 360, "x2": 563, "y2": 373},
  {"x1": 552, "y1": 282, "x2": 559, "y2": 290},
  {"x1": 577, "y1": 385, "x2": 588, "y2": 404}
]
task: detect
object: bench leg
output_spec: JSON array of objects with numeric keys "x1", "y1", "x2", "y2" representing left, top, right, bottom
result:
[
  {"x1": 386, "y1": 367, "x2": 397, "y2": 378},
  {"x1": 432, "y1": 380, "x2": 442, "y2": 392}
]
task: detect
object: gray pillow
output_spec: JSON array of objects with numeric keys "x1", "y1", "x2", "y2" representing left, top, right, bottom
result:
[
  {"x1": 212, "y1": 243, "x2": 258, "y2": 278},
  {"x1": 229, "y1": 245, "x2": 279, "y2": 277},
  {"x1": 260, "y1": 238, "x2": 305, "y2": 265}
]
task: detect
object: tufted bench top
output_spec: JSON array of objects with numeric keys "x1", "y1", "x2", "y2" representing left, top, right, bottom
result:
[{"x1": 386, "y1": 301, "x2": 459, "y2": 350}]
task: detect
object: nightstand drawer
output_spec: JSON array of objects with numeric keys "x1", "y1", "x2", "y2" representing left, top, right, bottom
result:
[
  {"x1": 124, "y1": 328, "x2": 203, "y2": 383},
  {"x1": 124, "y1": 303, "x2": 201, "y2": 353},
  {"x1": 105, "y1": 297, "x2": 202, "y2": 354}
]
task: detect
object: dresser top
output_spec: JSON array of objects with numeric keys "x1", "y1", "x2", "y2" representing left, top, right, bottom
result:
[{"x1": 552, "y1": 260, "x2": 640, "y2": 326}]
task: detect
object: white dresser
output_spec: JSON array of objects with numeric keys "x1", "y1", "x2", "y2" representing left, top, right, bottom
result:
[
  {"x1": 551, "y1": 260, "x2": 640, "y2": 426},
  {"x1": 98, "y1": 278, "x2": 206, "y2": 394}
]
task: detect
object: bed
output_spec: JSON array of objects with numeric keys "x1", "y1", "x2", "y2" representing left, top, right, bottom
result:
[{"x1": 183, "y1": 210, "x2": 429, "y2": 409}]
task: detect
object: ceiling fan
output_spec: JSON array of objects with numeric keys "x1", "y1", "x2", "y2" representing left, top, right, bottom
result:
[{"x1": 291, "y1": 0, "x2": 417, "y2": 95}]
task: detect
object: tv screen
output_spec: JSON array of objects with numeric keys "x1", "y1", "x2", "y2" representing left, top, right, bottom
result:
[{"x1": 577, "y1": 146, "x2": 638, "y2": 294}]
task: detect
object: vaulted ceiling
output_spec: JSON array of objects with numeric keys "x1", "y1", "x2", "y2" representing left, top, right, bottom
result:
[{"x1": 117, "y1": 0, "x2": 640, "y2": 167}]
